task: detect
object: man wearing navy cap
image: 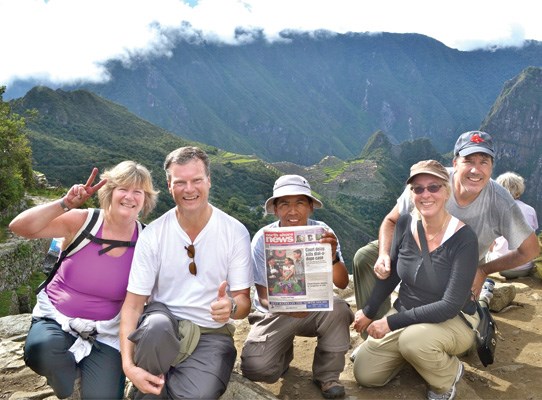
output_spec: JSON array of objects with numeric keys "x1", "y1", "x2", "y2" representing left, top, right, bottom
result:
[{"x1": 352, "y1": 131, "x2": 539, "y2": 334}]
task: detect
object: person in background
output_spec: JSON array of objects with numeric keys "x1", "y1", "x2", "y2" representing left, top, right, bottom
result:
[
  {"x1": 293, "y1": 248, "x2": 306, "y2": 291},
  {"x1": 9, "y1": 162, "x2": 158, "y2": 399},
  {"x1": 241, "y1": 174, "x2": 354, "y2": 399},
  {"x1": 119, "y1": 146, "x2": 253, "y2": 399},
  {"x1": 486, "y1": 171, "x2": 539, "y2": 279},
  {"x1": 352, "y1": 131, "x2": 539, "y2": 326},
  {"x1": 353, "y1": 160, "x2": 479, "y2": 400},
  {"x1": 293, "y1": 249, "x2": 304, "y2": 274},
  {"x1": 266, "y1": 255, "x2": 280, "y2": 294},
  {"x1": 273, "y1": 257, "x2": 303, "y2": 295}
]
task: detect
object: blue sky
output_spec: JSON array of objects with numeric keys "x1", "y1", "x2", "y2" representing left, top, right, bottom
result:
[{"x1": 1, "y1": 0, "x2": 540, "y2": 88}]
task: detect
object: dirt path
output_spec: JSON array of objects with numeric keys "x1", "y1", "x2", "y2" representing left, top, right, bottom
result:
[
  {"x1": 232, "y1": 274, "x2": 542, "y2": 400},
  {"x1": 1, "y1": 275, "x2": 540, "y2": 399}
]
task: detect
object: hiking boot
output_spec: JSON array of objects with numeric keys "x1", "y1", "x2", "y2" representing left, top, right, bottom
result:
[
  {"x1": 426, "y1": 362, "x2": 464, "y2": 400},
  {"x1": 313, "y1": 379, "x2": 345, "y2": 399}
]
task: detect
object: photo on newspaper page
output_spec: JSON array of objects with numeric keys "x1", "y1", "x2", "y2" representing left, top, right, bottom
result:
[{"x1": 263, "y1": 225, "x2": 333, "y2": 312}]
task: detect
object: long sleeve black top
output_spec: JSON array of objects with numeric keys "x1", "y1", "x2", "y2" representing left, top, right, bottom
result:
[{"x1": 363, "y1": 214, "x2": 479, "y2": 331}]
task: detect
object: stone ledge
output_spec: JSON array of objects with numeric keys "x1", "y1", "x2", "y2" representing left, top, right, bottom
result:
[{"x1": 0, "y1": 314, "x2": 278, "y2": 400}]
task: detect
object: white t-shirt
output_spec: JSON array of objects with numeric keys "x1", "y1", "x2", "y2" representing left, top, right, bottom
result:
[
  {"x1": 397, "y1": 169, "x2": 534, "y2": 260},
  {"x1": 486, "y1": 199, "x2": 539, "y2": 270},
  {"x1": 128, "y1": 206, "x2": 254, "y2": 328}
]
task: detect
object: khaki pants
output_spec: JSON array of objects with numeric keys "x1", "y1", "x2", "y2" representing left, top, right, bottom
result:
[
  {"x1": 353, "y1": 309, "x2": 479, "y2": 393},
  {"x1": 352, "y1": 240, "x2": 391, "y2": 318}
]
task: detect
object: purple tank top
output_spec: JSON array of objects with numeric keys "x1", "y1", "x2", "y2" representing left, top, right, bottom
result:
[{"x1": 46, "y1": 223, "x2": 138, "y2": 320}]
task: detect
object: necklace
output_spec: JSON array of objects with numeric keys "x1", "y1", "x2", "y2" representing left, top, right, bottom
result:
[{"x1": 424, "y1": 214, "x2": 450, "y2": 242}]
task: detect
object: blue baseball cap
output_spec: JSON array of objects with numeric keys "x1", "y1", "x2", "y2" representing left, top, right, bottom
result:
[{"x1": 454, "y1": 131, "x2": 495, "y2": 158}]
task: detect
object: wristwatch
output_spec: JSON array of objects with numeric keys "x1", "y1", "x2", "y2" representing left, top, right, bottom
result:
[
  {"x1": 59, "y1": 198, "x2": 70, "y2": 212},
  {"x1": 333, "y1": 251, "x2": 341, "y2": 264},
  {"x1": 229, "y1": 297, "x2": 238, "y2": 317}
]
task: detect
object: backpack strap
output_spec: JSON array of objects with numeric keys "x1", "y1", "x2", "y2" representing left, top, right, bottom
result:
[
  {"x1": 83, "y1": 233, "x2": 137, "y2": 255},
  {"x1": 36, "y1": 210, "x2": 146, "y2": 294},
  {"x1": 64, "y1": 208, "x2": 103, "y2": 257},
  {"x1": 80, "y1": 218, "x2": 146, "y2": 255},
  {"x1": 36, "y1": 208, "x2": 101, "y2": 294}
]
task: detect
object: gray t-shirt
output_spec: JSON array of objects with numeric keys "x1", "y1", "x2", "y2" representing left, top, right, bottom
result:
[{"x1": 397, "y1": 169, "x2": 534, "y2": 260}]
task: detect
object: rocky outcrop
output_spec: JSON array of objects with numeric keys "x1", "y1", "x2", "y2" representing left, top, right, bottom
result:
[
  {"x1": 490, "y1": 284, "x2": 517, "y2": 312},
  {"x1": 0, "y1": 238, "x2": 48, "y2": 314},
  {"x1": 481, "y1": 66, "x2": 542, "y2": 227},
  {"x1": 0, "y1": 314, "x2": 278, "y2": 400},
  {"x1": 0, "y1": 274, "x2": 536, "y2": 400},
  {"x1": 0, "y1": 239, "x2": 48, "y2": 292}
]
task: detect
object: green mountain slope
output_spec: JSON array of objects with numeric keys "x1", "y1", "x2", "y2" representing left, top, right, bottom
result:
[
  {"x1": 52, "y1": 32, "x2": 542, "y2": 165},
  {"x1": 14, "y1": 87, "x2": 424, "y2": 268}
]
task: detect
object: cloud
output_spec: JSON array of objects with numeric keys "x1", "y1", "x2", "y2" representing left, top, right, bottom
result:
[
  {"x1": 1, "y1": 0, "x2": 541, "y2": 88},
  {"x1": 1, "y1": 0, "x2": 190, "y2": 85}
]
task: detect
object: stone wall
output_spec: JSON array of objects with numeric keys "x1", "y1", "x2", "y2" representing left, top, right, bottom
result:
[{"x1": 0, "y1": 238, "x2": 49, "y2": 314}]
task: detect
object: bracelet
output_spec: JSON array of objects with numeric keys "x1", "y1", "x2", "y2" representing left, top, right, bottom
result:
[
  {"x1": 333, "y1": 251, "x2": 341, "y2": 264},
  {"x1": 59, "y1": 198, "x2": 71, "y2": 212}
]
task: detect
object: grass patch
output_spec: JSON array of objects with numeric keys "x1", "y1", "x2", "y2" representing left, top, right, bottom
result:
[{"x1": 0, "y1": 291, "x2": 17, "y2": 316}]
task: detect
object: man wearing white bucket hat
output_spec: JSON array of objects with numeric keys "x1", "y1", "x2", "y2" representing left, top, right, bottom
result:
[{"x1": 240, "y1": 174, "x2": 354, "y2": 399}]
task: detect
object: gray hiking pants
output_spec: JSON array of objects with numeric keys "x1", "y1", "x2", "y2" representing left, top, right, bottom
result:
[
  {"x1": 240, "y1": 297, "x2": 354, "y2": 384},
  {"x1": 128, "y1": 302, "x2": 236, "y2": 399}
]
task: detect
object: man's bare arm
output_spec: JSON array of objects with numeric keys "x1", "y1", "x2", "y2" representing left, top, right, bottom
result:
[
  {"x1": 373, "y1": 205, "x2": 401, "y2": 279},
  {"x1": 119, "y1": 292, "x2": 165, "y2": 395},
  {"x1": 473, "y1": 232, "x2": 540, "y2": 296},
  {"x1": 255, "y1": 284, "x2": 269, "y2": 309}
]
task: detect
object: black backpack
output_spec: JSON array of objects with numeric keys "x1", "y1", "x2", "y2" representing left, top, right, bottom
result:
[{"x1": 36, "y1": 208, "x2": 145, "y2": 293}]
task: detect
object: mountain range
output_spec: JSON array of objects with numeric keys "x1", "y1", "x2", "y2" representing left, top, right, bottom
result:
[
  {"x1": 74, "y1": 32, "x2": 542, "y2": 166},
  {"x1": 8, "y1": 32, "x2": 542, "y2": 166},
  {"x1": 7, "y1": 33, "x2": 542, "y2": 267}
]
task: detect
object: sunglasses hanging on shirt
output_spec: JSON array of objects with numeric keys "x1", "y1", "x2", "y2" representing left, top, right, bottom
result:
[{"x1": 184, "y1": 244, "x2": 197, "y2": 275}]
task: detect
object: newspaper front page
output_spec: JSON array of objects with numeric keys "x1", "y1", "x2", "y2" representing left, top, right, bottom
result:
[{"x1": 263, "y1": 225, "x2": 334, "y2": 312}]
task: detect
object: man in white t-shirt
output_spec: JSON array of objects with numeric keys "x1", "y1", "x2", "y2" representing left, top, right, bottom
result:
[
  {"x1": 119, "y1": 146, "x2": 253, "y2": 399},
  {"x1": 352, "y1": 131, "x2": 539, "y2": 325}
]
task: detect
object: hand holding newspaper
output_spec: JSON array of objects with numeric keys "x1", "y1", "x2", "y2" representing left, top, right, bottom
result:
[{"x1": 263, "y1": 225, "x2": 333, "y2": 312}]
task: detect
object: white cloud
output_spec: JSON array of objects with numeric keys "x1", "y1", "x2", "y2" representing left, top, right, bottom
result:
[{"x1": 1, "y1": 0, "x2": 541, "y2": 87}]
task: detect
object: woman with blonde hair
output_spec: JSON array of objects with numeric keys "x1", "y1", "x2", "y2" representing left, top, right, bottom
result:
[
  {"x1": 353, "y1": 160, "x2": 479, "y2": 400},
  {"x1": 10, "y1": 161, "x2": 158, "y2": 399}
]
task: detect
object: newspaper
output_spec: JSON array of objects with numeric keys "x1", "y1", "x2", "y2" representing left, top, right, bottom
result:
[{"x1": 263, "y1": 225, "x2": 333, "y2": 312}]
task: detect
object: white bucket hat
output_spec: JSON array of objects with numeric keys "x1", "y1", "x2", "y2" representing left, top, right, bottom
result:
[{"x1": 264, "y1": 175, "x2": 323, "y2": 215}]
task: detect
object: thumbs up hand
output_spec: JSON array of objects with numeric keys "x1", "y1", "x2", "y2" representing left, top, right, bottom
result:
[{"x1": 211, "y1": 281, "x2": 232, "y2": 323}]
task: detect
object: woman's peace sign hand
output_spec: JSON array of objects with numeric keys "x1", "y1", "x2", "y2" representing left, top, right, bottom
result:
[{"x1": 63, "y1": 168, "x2": 107, "y2": 209}]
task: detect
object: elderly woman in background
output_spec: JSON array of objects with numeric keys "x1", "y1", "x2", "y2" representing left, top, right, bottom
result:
[
  {"x1": 486, "y1": 171, "x2": 539, "y2": 279},
  {"x1": 9, "y1": 161, "x2": 158, "y2": 399},
  {"x1": 352, "y1": 160, "x2": 479, "y2": 400}
]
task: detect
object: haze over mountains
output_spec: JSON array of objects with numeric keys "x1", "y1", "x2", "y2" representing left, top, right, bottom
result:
[
  {"x1": 7, "y1": 32, "x2": 542, "y2": 265},
  {"x1": 8, "y1": 32, "x2": 542, "y2": 166}
]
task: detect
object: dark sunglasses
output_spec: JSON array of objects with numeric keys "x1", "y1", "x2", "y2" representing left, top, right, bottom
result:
[
  {"x1": 410, "y1": 184, "x2": 443, "y2": 195},
  {"x1": 184, "y1": 244, "x2": 197, "y2": 275}
]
